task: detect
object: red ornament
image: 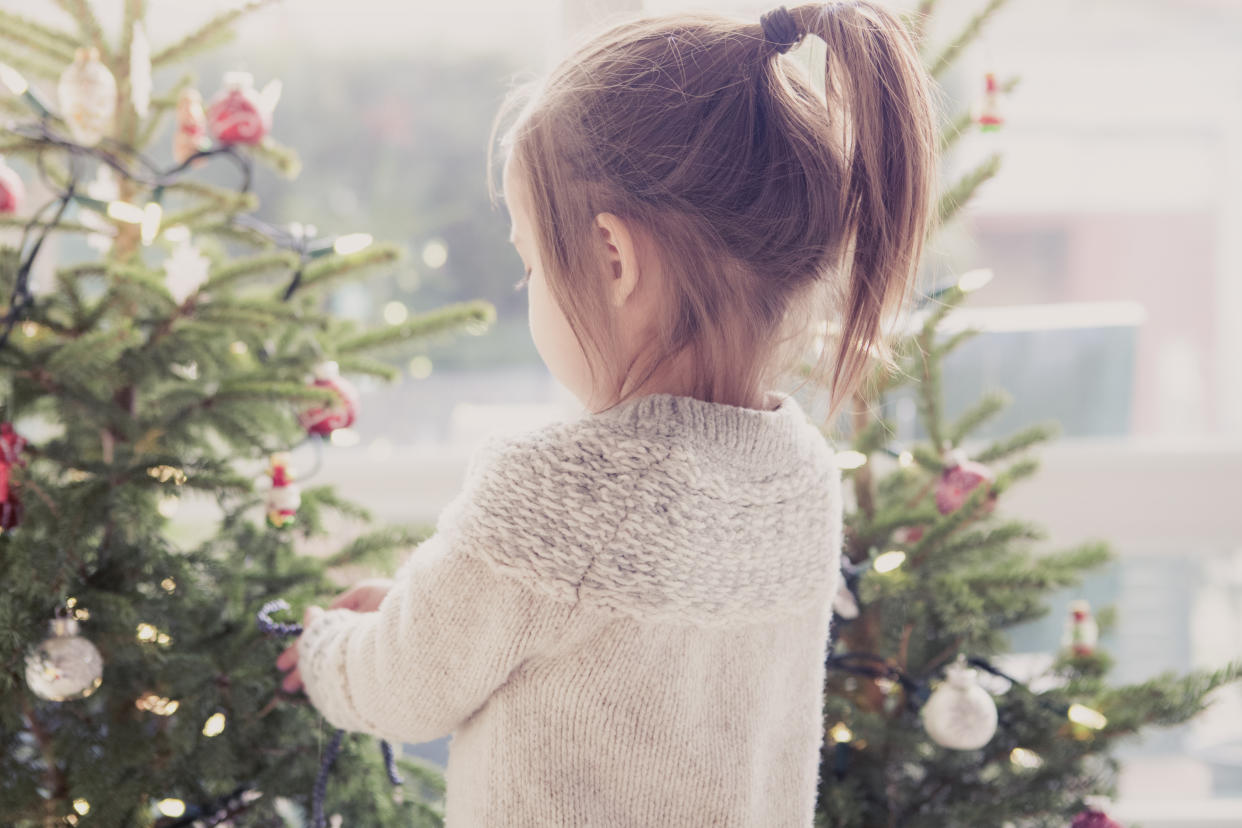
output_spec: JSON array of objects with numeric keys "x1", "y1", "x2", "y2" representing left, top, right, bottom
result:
[
  {"x1": 894, "y1": 525, "x2": 925, "y2": 544},
  {"x1": 976, "y1": 71, "x2": 1004, "y2": 132},
  {"x1": 1, "y1": 422, "x2": 29, "y2": 532},
  {"x1": 935, "y1": 449, "x2": 997, "y2": 516},
  {"x1": 264, "y1": 452, "x2": 301, "y2": 529},
  {"x1": 297, "y1": 361, "x2": 359, "y2": 437},
  {"x1": 0, "y1": 156, "x2": 25, "y2": 214},
  {"x1": 205, "y1": 71, "x2": 273, "y2": 146},
  {"x1": 1071, "y1": 808, "x2": 1123, "y2": 828},
  {"x1": 173, "y1": 88, "x2": 211, "y2": 168}
]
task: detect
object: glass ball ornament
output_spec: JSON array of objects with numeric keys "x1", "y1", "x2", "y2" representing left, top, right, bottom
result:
[
  {"x1": 25, "y1": 614, "x2": 104, "y2": 701},
  {"x1": 920, "y1": 653, "x2": 998, "y2": 750}
]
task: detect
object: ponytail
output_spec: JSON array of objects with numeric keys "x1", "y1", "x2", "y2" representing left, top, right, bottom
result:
[{"x1": 788, "y1": 1, "x2": 940, "y2": 420}]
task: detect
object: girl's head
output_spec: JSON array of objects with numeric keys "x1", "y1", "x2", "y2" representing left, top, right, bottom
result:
[{"x1": 490, "y1": 2, "x2": 943, "y2": 420}]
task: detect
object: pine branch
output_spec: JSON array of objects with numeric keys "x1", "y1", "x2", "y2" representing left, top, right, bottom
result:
[
  {"x1": 52, "y1": 0, "x2": 111, "y2": 60},
  {"x1": 0, "y1": 11, "x2": 78, "y2": 65},
  {"x1": 289, "y1": 242, "x2": 404, "y2": 297},
  {"x1": 937, "y1": 152, "x2": 1002, "y2": 229},
  {"x1": 201, "y1": 251, "x2": 300, "y2": 293},
  {"x1": 0, "y1": 46, "x2": 62, "y2": 82},
  {"x1": 334, "y1": 300, "x2": 495, "y2": 356},
  {"x1": 972, "y1": 420, "x2": 1060, "y2": 465},
  {"x1": 945, "y1": 388, "x2": 1010, "y2": 446},
  {"x1": 250, "y1": 134, "x2": 303, "y2": 179},
  {"x1": 333, "y1": 354, "x2": 401, "y2": 382},
  {"x1": 926, "y1": 0, "x2": 1011, "y2": 80},
  {"x1": 161, "y1": 191, "x2": 261, "y2": 230},
  {"x1": 1095, "y1": 660, "x2": 1242, "y2": 733},
  {"x1": 150, "y1": 0, "x2": 283, "y2": 68},
  {"x1": 322, "y1": 525, "x2": 430, "y2": 570}
]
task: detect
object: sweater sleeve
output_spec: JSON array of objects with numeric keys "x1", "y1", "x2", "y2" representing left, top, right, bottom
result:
[{"x1": 295, "y1": 439, "x2": 580, "y2": 744}]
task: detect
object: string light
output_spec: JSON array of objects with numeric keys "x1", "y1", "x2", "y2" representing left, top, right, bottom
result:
[
  {"x1": 135, "y1": 692, "x2": 179, "y2": 716},
  {"x1": 1067, "y1": 702, "x2": 1107, "y2": 730},
  {"x1": 157, "y1": 799, "x2": 186, "y2": 818},
  {"x1": 834, "y1": 450, "x2": 867, "y2": 470},
  {"x1": 202, "y1": 712, "x2": 227, "y2": 737},
  {"x1": 957, "y1": 268, "x2": 993, "y2": 293},
  {"x1": 1009, "y1": 747, "x2": 1042, "y2": 769},
  {"x1": 872, "y1": 550, "x2": 906, "y2": 573},
  {"x1": 829, "y1": 722, "x2": 853, "y2": 743},
  {"x1": 136, "y1": 622, "x2": 171, "y2": 645},
  {"x1": 72, "y1": 799, "x2": 90, "y2": 815},
  {"x1": 0, "y1": 62, "x2": 52, "y2": 118},
  {"x1": 332, "y1": 232, "x2": 373, "y2": 255},
  {"x1": 147, "y1": 465, "x2": 187, "y2": 485}
]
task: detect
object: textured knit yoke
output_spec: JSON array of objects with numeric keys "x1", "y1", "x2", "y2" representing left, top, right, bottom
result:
[{"x1": 439, "y1": 390, "x2": 844, "y2": 629}]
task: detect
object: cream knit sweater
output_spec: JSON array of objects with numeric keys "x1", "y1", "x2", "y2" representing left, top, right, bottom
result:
[{"x1": 298, "y1": 390, "x2": 844, "y2": 826}]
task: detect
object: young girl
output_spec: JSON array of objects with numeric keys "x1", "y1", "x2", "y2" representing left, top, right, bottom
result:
[{"x1": 277, "y1": 2, "x2": 938, "y2": 824}]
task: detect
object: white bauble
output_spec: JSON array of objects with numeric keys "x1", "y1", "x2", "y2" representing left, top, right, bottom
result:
[
  {"x1": 25, "y1": 616, "x2": 104, "y2": 701},
  {"x1": 921, "y1": 654, "x2": 998, "y2": 750}
]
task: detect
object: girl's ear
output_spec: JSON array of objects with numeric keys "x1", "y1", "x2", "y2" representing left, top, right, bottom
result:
[{"x1": 594, "y1": 212, "x2": 640, "y2": 308}]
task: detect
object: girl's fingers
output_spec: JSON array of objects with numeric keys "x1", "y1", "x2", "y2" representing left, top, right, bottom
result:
[
  {"x1": 281, "y1": 666, "x2": 302, "y2": 693},
  {"x1": 328, "y1": 592, "x2": 357, "y2": 610},
  {"x1": 276, "y1": 641, "x2": 297, "y2": 671}
]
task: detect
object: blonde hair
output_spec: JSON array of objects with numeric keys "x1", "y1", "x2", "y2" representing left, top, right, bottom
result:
[{"x1": 487, "y1": 1, "x2": 942, "y2": 422}]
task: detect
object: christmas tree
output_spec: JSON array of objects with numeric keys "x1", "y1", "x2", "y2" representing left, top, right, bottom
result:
[
  {"x1": 811, "y1": 2, "x2": 1242, "y2": 826},
  {"x1": 0, "y1": 1, "x2": 489, "y2": 824}
]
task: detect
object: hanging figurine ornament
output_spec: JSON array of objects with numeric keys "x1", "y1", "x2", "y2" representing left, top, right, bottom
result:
[
  {"x1": 173, "y1": 87, "x2": 212, "y2": 168},
  {"x1": 0, "y1": 155, "x2": 24, "y2": 214},
  {"x1": 935, "y1": 448, "x2": 997, "y2": 516},
  {"x1": 205, "y1": 71, "x2": 281, "y2": 146},
  {"x1": 1, "y1": 421, "x2": 28, "y2": 532},
  {"x1": 262, "y1": 452, "x2": 301, "y2": 530},
  {"x1": 1062, "y1": 598, "x2": 1099, "y2": 657},
  {"x1": 297, "y1": 361, "x2": 360, "y2": 438},
  {"x1": 162, "y1": 231, "x2": 211, "y2": 304},
  {"x1": 920, "y1": 653, "x2": 999, "y2": 750},
  {"x1": 130, "y1": 21, "x2": 153, "y2": 119},
  {"x1": 57, "y1": 47, "x2": 117, "y2": 147},
  {"x1": 25, "y1": 606, "x2": 105, "y2": 701},
  {"x1": 975, "y1": 71, "x2": 1004, "y2": 132},
  {"x1": 1070, "y1": 795, "x2": 1124, "y2": 828}
]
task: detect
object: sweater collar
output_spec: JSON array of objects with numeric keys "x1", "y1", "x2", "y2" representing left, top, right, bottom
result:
[{"x1": 583, "y1": 390, "x2": 815, "y2": 463}]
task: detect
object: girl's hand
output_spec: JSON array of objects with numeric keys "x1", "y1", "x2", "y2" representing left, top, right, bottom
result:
[
  {"x1": 275, "y1": 605, "x2": 324, "y2": 694},
  {"x1": 328, "y1": 577, "x2": 396, "y2": 613}
]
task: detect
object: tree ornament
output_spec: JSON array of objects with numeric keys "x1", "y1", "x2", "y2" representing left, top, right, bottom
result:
[
  {"x1": 24, "y1": 610, "x2": 104, "y2": 701},
  {"x1": 130, "y1": 22, "x2": 152, "y2": 118},
  {"x1": 975, "y1": 71, "x2": 1004, "y2": 132},
  {"x1": 57, "y1": 47, "x2": 117, "y2": 146},
  {"x1": 894, "y1": 524, "x2": 925, "y2": 545},
  {"x1": 921, "y1": 653, "x2": 998, "y2": 750},
  {"x1": 0, "y1": 155, "x2": 24, "y2": 214},
  {"x1": 173, "y1": 87, "x2": 212, "y2": 168},
  {"x1": 205, "y1": 71, "x2": 280, "y2": 146},
  {"x1": 298, "y1": 361, "x2": 359, "y2": 437},
  {"x1": 163, "y1": 235, "x2": 211, "y2": 303},
  {"x1": 263, "y1": 452, "x2": 301, "y2": 529},
  {"x1": 1070, "y1": 795, "x2": 1123, "y2": 828},
  {"x1": 833, "y1": 578, "x2": 859, "y2": 620},
  {"x1": 935, "y1": 449, "x2": 997, "y2": 516},
  {"x1": 1062, "y1": 598, "x2": 1099, "y2": 657},
  {"x1": 1, "y1": 421, "x2": 28, "y2": 532}
]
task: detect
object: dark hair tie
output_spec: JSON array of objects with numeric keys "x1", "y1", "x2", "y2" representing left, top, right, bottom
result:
[{"x1": 760, "y1": 5, "x2": 802, "y2": 55}]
